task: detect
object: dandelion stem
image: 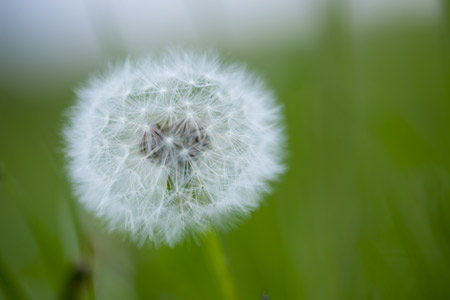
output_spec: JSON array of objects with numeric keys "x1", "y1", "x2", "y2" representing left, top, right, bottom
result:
[{"x1": 203, "y1": 231, "x2": 239, "y2": 300}]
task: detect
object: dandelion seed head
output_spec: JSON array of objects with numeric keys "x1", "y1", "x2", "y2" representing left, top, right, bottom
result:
[{"x1": 64, "y1": 50, "x2": 285, "y2": 246}]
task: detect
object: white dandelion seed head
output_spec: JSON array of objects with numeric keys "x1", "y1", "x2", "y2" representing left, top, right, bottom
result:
[{"x1": 64, "y1": 50, "x2": 285, "y2": 246}]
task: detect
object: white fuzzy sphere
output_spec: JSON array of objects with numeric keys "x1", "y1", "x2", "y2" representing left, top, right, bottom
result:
[{"x1": 64, "y1": 50, "x2": 285, "y2": 246}]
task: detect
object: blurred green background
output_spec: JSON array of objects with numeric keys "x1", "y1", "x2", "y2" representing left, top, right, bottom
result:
[{"x1": 1, "y1": 1, "x2": 450, "y2": 299}]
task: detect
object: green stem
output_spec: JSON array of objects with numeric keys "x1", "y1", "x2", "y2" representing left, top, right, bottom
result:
[{"x1": 203, "y1": 231, "x2": 239, "y2": 300}]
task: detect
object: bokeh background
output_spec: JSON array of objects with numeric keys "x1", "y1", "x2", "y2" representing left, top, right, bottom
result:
[{"x1": 1, "y1": 0, "x2": 449, "y2": 299}]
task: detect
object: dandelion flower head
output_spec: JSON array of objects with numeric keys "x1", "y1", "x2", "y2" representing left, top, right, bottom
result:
[{"x1": 64, "y1": 50, "x2": 285, "y2": 246}]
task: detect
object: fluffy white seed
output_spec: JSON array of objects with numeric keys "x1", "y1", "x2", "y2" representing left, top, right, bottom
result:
[{"x1": 64, "y1": 50, "x2": 285, "y2": 246}]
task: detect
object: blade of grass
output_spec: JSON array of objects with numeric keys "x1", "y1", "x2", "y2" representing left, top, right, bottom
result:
[{"x1": 0, "y1": 255, "x2": 28, "y2": 300}]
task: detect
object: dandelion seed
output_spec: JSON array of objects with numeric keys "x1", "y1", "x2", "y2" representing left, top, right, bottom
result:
[{"x1": 64, "y1": 50, "x2": 285, "y2": 246}]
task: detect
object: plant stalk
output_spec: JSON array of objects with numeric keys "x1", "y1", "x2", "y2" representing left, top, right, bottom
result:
[{"x1": 203, "y1": 231, "x2": 239, "y2": 300}]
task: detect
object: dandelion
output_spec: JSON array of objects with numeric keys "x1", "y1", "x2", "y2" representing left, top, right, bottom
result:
[{"x1": 64, "y1": 50, "x2": 285, "y2": 246}]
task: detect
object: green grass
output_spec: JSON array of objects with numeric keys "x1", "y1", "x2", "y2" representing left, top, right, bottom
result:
[{"x1": 0, "y1": 12, "x2": 449, "y2": 300}]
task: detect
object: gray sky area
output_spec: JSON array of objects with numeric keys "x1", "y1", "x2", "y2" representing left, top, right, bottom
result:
[{"x1": 0, "y1": 0, "x2": 442, "y2": 91}]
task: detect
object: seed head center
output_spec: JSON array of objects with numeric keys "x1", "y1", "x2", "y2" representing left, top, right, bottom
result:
[{"x1": 139, "y1": 119, "x2": 209, "y2": 164}]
